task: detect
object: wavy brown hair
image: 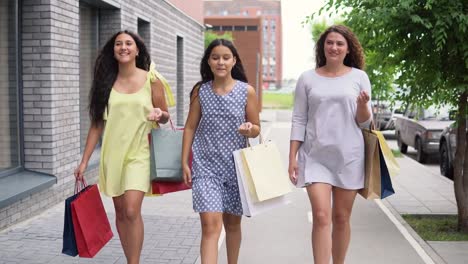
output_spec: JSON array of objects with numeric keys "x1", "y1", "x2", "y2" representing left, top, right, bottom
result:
[
  {"x1": 315, "y1": 25, "x2": 365, "y2": 70},
  {"x1": 89, "y1": 30, "x2": 151, "y2": 126}
]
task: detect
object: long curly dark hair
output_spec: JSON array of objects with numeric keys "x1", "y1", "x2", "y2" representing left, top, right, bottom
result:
[
  {"x1": 315, "y1": 25, "x2": 365, "y2": 70},
  {"x1": 89, "y1": 30, "x2": 151, "y2": 125},
  {"x1": 190, "y1": 39, "x2": 247, "y2": 98}
]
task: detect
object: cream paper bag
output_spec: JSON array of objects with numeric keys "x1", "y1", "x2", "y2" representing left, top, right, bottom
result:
[
  {"x1": 240, "y1": 141, "x2": 292, "y2": 202},
  {"x1": 233, "y1": 149, "x2": 290, "y2": 217}
]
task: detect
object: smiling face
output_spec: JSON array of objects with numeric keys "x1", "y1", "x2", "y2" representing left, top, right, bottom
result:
[
  {"x1": 208, "y1": 45, "x2": 236, "y2": 79},
  {"x1": 323, "y1": 32, "x2": 349, "y2": 64},
  {"x1": 113, "y1": 33, "x2": 139, "y2": 64}
]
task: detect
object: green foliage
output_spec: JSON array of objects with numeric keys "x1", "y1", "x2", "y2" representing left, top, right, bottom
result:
[
  {"x1": 307, "y1": 0, "x2": 468, "y2": 107},
  {"x1": 402, "y1": 214, "x2": 468, "y2": 241},
  {"x1": 391, "y1": 149, "x2": 403, "y2": 158},
  {"x1": 262, "y1": 92, "x2": 294, "y2": 109},
  {"x1": 204, "y1": 31, "x2": 234, "y2": 48},
  {"x1": 311, "y1": 19, "x2": 329, "y2": 43}
]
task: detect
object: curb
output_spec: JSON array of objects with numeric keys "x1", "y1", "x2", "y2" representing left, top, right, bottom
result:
[{"x1": 380, "y1": 193, "x2": 447, "y2": 264}]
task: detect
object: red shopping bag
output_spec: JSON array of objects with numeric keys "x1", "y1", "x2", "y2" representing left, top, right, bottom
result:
[
  {"x1": 152, "y1": 181, "x2": 191, "y2": 195},
  {"x1": 71, "y1": 184, "x2": 113, "y2": 258}
]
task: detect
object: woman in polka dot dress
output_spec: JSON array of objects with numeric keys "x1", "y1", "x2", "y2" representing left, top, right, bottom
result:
[{"x1": 182, "y1": 39, "x2": 260, "y2": 264}]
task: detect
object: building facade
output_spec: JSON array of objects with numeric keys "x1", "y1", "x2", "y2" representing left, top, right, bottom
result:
[
  {"x1": 0, "y1": 0, "x2": 204, "y2": 230},
  {"x1": 204, "y1": 0, "x2": 282, "y2": 89}
]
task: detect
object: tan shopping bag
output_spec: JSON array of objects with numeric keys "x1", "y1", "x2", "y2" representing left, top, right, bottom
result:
[
  {"x1": 359, "y1": 129, "x2": 382, "y2": 199},
  {"x1": 241, "y1": 141, "x2": 292, "y2": 202}
]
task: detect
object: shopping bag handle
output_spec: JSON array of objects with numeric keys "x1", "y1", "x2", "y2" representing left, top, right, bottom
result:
[
  {"x1": 169, "y1": 119, "x2": 176, "y2": 131},
  {"x1": 74, "y1": 178, "x2": 88, "y2": 194},
  {"x1": 245, "y1": 134, "x2": 264, "y2": 148},
  {"x1": 362, "y1": 121, "x2": 376, "y2": 132}
]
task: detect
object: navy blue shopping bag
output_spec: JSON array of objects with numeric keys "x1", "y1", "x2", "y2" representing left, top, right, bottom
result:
[
  {"x1": 379, "y1": 147, "x2": 395, "y2": 199},
  {"x1": 62, "y1": 180, "x2": 89, "y2": 256}
]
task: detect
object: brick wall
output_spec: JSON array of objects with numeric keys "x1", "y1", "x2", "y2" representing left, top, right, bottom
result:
[{"x1": 0, "y1": 0, "x2": 204, "y2": 230}]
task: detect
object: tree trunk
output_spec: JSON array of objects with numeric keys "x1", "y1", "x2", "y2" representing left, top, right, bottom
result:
[{"x1": 454, "y1": 91, "x2": 468, "y2": 232}]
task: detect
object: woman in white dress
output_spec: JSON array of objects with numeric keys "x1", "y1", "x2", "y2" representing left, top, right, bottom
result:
[{"x1": 288, "y1": 25, "x2": 372, "y2": 264}]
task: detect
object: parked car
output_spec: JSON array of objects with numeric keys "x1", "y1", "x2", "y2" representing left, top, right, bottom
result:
[
  {"x1": 439, "y1": 124, "x2": 456, "y2": 178},
  {"x1": 373, "y1": 101, "x2": 404, "y2": 130},
  {"x1": 395, "y1": 105, "x2": 454, "y2": 163}
]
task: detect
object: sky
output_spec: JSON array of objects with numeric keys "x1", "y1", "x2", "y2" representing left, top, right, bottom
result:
[{"x1": 281, "y1": 0, "x2": 326, "y2": 80}]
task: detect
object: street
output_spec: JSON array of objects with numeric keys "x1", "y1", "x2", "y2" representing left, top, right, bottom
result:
[{"x1": 383, "y1": 131, "x2": 446, "y2": 180}]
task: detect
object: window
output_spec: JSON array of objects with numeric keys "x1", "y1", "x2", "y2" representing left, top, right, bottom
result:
[
  {"x1": 212, "y1": 25, "x2": 221, "y2": 31},
  {"x1": 0, "y1": 0, "x2": 20, "y2": 174},
  {"x1": 221, "y1": 25, "x2": 233, "y2": 31},
  {"x1": 138, "y1": 18, "x2": 150, "y2": 51},
  {"x1": 234, "y1": 25, "x2": 245, "y2": 31},
  {"x1": 246, "y1": 26, "x2": 258, "y2": 31},
  {"x1": 176, "y1": 36, "x2": 184, "y2": 127},
  {"x1": 79, "y1": 3, "x2": 99, "y2": 152}
]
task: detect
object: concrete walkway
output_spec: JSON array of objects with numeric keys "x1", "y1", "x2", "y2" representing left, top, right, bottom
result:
[
  {"x1": 0, "y1": 109, "x2": 467, "y2": 263},
  {"x1": 385, "y1": 139, "x2": 468, "y2": 264},
  {"x1": 218, "y1": 120, "x2": 427, "y2": 264}
]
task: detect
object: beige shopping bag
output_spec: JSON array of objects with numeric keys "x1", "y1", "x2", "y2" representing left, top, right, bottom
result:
[
  {"x1": 374, "y1": 130, "x2": 400, "y2": 178},
  {"x1": 234, "y1": 150, "x2": 290, "y2": 217},
  {"x1": 358, "y1": 129, "x2": 382, "y2": 199},
  {"x1": 241, "y1": 141, "x2": 292, "y2": 202}
]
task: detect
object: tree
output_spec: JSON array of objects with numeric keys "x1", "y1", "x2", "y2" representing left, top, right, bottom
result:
[
  {"x1": 309, "y1": 0, "x2": 468, "y2": 232},
  {"x1": 310, "y1": 19, "x2": 329, "y2": 43},
  {"x1": 204, "y1": 31, "x2": 234, "y2": 48}
]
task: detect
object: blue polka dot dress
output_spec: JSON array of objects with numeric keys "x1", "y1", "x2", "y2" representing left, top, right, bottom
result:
[{"x1": 191, "y1": 80, "x2": 247, "y2": 216}]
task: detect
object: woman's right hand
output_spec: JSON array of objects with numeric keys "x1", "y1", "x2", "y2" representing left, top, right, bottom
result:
[
  {"x1": 288, "y1": 158, "x2": 298, "y2": 185},
  {"x1": 74, "y1": 162, "x2": 87, "y2": 181},
  {"x1": 183, "y1": 164, "x2": 192, "y2": 187}
]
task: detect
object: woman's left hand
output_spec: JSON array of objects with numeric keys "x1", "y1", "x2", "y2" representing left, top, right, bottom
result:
[
  {"x1": 238, "y1": 122, "x2": 253, "y2": 136},
  {"x1": 147, "y1": 108, "x2": 163, "y2": 121},
  {"x1": 357, "y1": 91, "x2": 370, "y2": 106}
]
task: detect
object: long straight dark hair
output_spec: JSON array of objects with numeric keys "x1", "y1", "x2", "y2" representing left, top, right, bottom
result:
[
  {"x1": 88, "y1": 30, "x2": 151, "y2": 125},
  {"x1": 190, "y1": 39, "x2": 247, "y2": 98}
]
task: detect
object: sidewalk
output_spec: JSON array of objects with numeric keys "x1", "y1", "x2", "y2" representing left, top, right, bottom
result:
[
  {"x1": 0, "y1": 109, "x2": 467, "y2": 263},
  {"x1": 220, "y1": 110, "x2": 467, "y2": 263},
  {"x1": 384, "y1": 138, "x2": 468, "y2": 264},
  {"x1": 0, "y1": 188, "x2": 200, "y2": 264},
  {"x1": 219, "y1": 118, "x2": 426, "y2": 264}
]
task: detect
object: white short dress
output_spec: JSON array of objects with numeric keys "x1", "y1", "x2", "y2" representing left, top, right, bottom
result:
[{"x1": 290, "y1": 68, "x2": 372, "y2": 190}]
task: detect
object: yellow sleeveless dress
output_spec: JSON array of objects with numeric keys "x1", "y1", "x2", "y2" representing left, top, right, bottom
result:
[{"x1": 99, "y1": 64, "x2": 175, "y2": 197}]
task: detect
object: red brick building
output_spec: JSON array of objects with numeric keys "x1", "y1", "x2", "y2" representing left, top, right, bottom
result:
[{"x1": 204, "y1": 0, "x2": 282, "y2": 89}]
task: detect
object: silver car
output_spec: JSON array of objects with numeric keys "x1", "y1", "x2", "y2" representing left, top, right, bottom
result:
[
  {"x1": 395, "y1": 105, "x2": 453, "y2": 163},
  {"x1": 439, "y1": 124, "x2": 456, "y2": 178}
]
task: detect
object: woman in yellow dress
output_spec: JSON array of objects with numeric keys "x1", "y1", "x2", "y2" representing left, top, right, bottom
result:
[{"x1": 74, "y1": 30, "x2": 170, "y2": 264}]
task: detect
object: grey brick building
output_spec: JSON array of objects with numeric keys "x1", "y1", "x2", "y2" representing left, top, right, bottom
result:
[{"x1": 0, "y1": 0, "x2": 204, "y2": 230}]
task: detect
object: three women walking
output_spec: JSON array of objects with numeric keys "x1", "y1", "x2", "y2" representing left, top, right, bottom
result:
[{"x1": 75, "y1": 24, "x2": 372, "y2": 264}]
